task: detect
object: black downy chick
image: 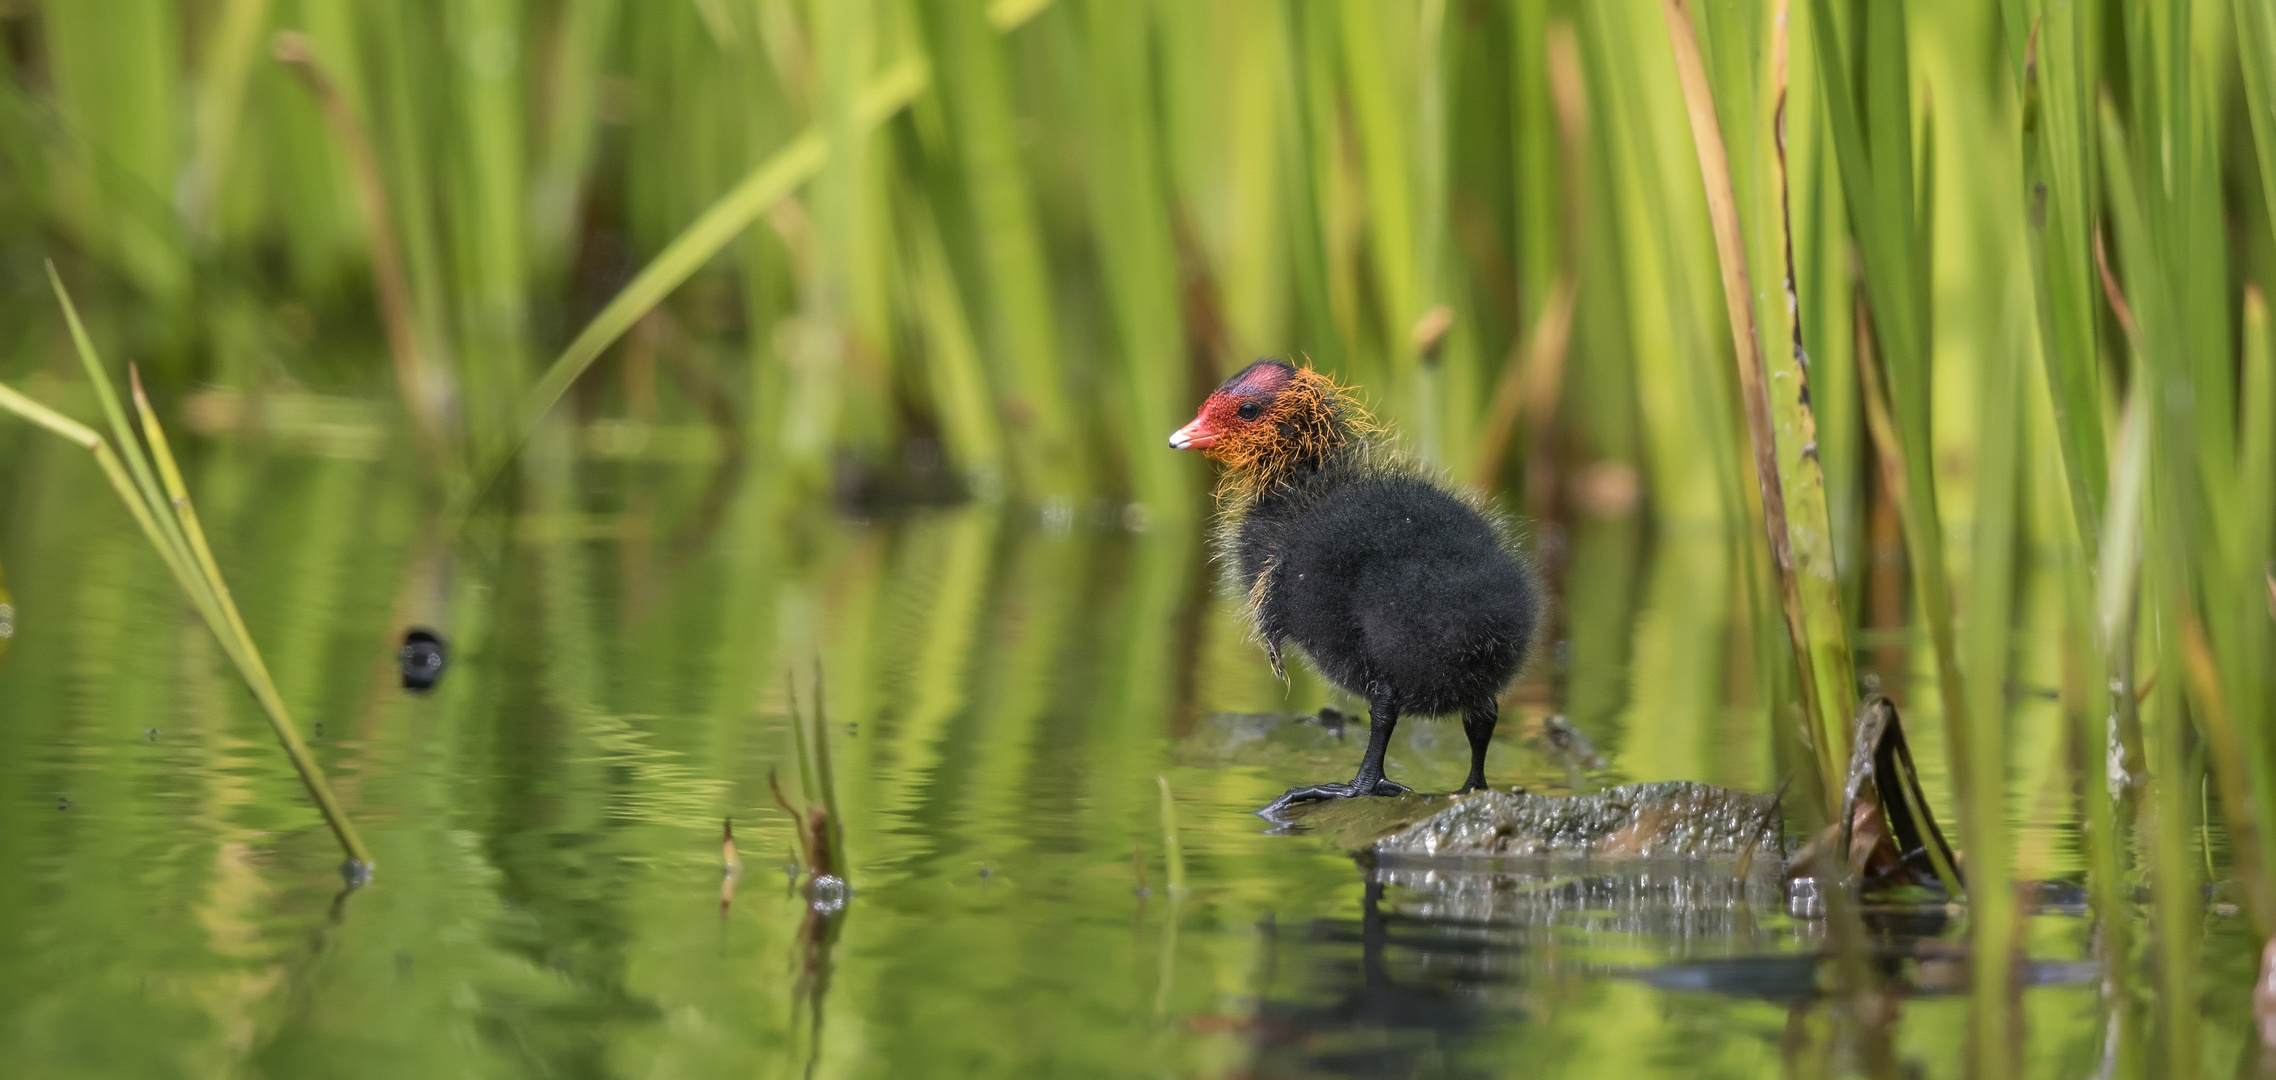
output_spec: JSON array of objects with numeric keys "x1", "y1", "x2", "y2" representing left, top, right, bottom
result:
[{"x1": 1170, "y1": 360, "x2": 1540, "y2": 813}]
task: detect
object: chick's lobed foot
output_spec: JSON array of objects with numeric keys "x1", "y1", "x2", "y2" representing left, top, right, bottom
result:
[{"x1": 1257, "y1": 777, "x2": 1411, "y2": 816}]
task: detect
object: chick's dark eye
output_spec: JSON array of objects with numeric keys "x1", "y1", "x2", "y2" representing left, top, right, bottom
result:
[{"x1": 1237, "y1": 400, "x2": 1262, "y2": 421}]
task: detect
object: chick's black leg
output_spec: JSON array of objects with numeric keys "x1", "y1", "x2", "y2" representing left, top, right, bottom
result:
[
  {"x1": 1459, "y1": 699, "x2": 1497, "y2": 793},
  {"x1": 1260, "y1": 685, "x2": 1410, "y2": 816}
]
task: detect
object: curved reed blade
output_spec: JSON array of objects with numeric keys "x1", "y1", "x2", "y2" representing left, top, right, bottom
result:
[
  {"x1": 1, "y1": 282, "x2": 377, "y2": 874},
  {"x1": 458, "y1": 59, "x2": 928, "y2": 523}
]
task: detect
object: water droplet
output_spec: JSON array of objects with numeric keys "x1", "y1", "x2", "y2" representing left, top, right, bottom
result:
[{"x1": 806, "y1": 874, "x2": 851, "y2": 914}]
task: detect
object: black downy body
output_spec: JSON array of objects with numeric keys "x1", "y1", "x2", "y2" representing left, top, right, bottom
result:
[{"x1": 1229, "y1": 437, "x2": 1539, "y2": 812}]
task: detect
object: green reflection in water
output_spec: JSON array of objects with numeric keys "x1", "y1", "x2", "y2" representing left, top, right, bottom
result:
[{"x1": 0, "y1": 444, "x2": 2234, "y2": 1078}]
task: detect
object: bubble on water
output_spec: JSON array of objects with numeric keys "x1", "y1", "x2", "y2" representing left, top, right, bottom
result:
[
  {"x1": 1040, "y1": 497, "x2": 1076, "y2": 536},
  {"x1": 1785, "y1": 876, "x2": 1826, "y2": 920},
  {"x1": 806, "y1": 874, "x2": 850, "y2": 914}
]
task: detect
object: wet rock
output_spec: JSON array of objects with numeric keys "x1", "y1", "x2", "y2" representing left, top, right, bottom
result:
[
  {"x1": 1294, "y1": 781, "x2": 1784, "y2": 861},
  {"x1": 1377, "y1": 859, "x2": 1785, "y2": 935}
]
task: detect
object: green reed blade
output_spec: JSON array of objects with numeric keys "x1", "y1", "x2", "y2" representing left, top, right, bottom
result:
[
  {"x1": 274, "y1": 31, "x2": 451, "y2": 470},
  {"x1": 41, "y1": 0, "x2": 190, "y2": 312},
  {"x1": 2232, "y1": 2, "x2": 2276, "y2": 918},
  {"x1": 2245, "y1": 294, "x2": 2276, "y2": 675},
  {"x1": 1337, "y1": 0, "x2": 1419, "y2": 379},
  {"x1": 1808, "y1": 0, "x2": 1973, "y2": 867},
  {"x1": 47, "y1": 264, "x2": 210, "y2": 608},
  {"x1": 2058, "y1": 518, "x2": 2139, "y2": 1075},
  {"x1": 1082, "y1": 0, "x2": 1194, "y2": 523},
  {"x1": 986, "y1": 0, "x2": 1053, "y2": 32},
  {"x1": 2019, "y1": 0, "x2": 2111, "y2": 557},
  {"x1": 2143, "y1": 564, "x2": 2201, "y2": 1080},
  {"x1": 2241, "y1": 0, "x2": 2276, "y2": 242},
  {"x1": 1509, "y1": 0, "x2": 1560, "y2": 333},
  {"x1": 1576, "y1": 0, "x2": 1734, "y2": 530},
  {"x1": 50, "y1": 272, "x2": 371, "y2": 869},
  {"x1": 0, "y1": 393, "x2": 196, "y2": 616},
  {"x1": 1961, "y1": 301, "x2": 2024, "y2": 1075},
  {"x1": 126, "y1": 368, "x2": 373, "y2": 870},
  {"x1": 2230, "y1": 290, "x2": 2276, "y2": 916},
  {"x1": 903, "y1": 197, "x2": 1007, "y2": 497},
  {"x1": 1663, "y1": 0, "x2": 1852, "y2": 815},
  {"x1": 1156, "y1": 775, "x2": 1186, "y2": 895},
  {"x1": 186, "y1": 0, "x2": 276, "y2": 235},
  {"x1": 2182, "y1": 615, "x2": 2276, "y2": 934},
  {"x1": 1272, "y1": 0, "x2": 1347, "y2": 376},
  {"x1": 919, "y1": 0, "x2": 1088, "y2": 497},
  {"x1": 462, "y1": 58, "x2": 927, "y2": 515},
  {"x1": 127, "y1": 366, "x2": 271, "y2": 690},
  {"x1": 0, "y1": 372, "x2": 373, "y2": 871}
]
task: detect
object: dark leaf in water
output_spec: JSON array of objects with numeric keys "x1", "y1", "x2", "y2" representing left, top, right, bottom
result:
[
  {"x1": 1635, "y1": 950, "x2": 2097, "y2": 1005},
  {"x1": 1789, "y1": 695, "x2": 1961, "y2": 898},
  {"x1": 1633, "y1": 954, "x2": 1821, "y2": 1005}
]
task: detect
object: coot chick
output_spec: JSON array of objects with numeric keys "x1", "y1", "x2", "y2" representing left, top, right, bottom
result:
[{"x1": 1170, "y1": 360, "x2": 1539, "y2": 812}]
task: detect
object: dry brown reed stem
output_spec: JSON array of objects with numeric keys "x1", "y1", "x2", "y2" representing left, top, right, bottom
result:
[
  {"x1": 720, "y1": 818, "x2": 742, "y2": 917},
  {"x1": 2093, "y1": 227, "x2": 2142, "y2": 348},
  {"x1": 770, "y1": 769, "x2": 840, "y2": 886},
  {"x1": 273, "y1": 31, "x2": 449, "y2": 471}
]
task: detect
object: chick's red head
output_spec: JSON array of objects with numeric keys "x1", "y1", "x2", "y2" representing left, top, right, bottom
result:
[
  {"x1": 1169, "y1": 360, "x2": 1295, "y2": 456},
  {"x1": 1169, "y1": 361, "x2": 1366, "y2": 490}
]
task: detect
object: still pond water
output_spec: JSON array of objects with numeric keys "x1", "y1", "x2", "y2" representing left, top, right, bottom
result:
[{"x1": 0, "y1": 436, "x2": 2260, "y2": 1077}]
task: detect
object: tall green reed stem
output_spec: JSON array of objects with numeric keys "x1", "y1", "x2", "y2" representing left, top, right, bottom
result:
[
  {"x1": 1808, "y1": 0, "x2": 1977, "y2": 837},
  {"x1": 463, "y1": 59, "x2": 929, "y2": 516},
  {"x1": 1663, "y1": 0, "x2": 1852, "y2": 817},
  {"x1": 274, "y1": 31, "x2": 452, "y2": 472}
]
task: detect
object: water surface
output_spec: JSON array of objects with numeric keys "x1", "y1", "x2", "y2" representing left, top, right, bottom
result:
[{"x1": 0, "y1": 441, "x2": 2249, "y2": 1077}]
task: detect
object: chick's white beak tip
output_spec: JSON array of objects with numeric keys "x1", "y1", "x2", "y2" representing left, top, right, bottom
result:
[{"x1": 1169, "y1": 417, "x2": 1213, "y2": 450}]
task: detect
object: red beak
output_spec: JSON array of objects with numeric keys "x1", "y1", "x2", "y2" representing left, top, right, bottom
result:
[{"x1": 1168, "y1": 415, "x2": 1218, "y2": 450}]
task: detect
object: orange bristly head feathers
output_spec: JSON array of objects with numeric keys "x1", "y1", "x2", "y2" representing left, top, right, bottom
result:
[{"x1": 1168, "y1": 360, "x2": 1377, "y2": 501}]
